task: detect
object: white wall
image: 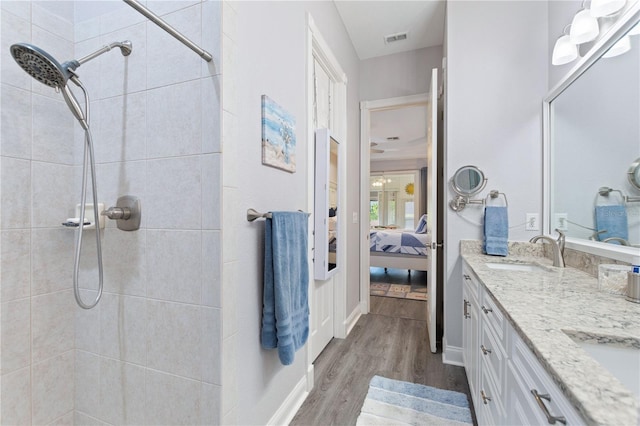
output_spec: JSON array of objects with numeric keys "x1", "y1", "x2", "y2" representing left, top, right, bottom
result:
[
  {"x1": 228, "y1": 2, "x2": 359, "y2": 424},
  {"x1": 444, "y1": 1, "x2": 548, "y2": 357},
  {"x1": 360, "y1": 46, "x2": 443, "y2": 101},
  {"x1": 371, "y1": 158, "x2": 428, "y2": 173}
]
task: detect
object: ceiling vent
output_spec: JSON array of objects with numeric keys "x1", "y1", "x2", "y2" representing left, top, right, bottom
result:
[{"x1": 384, "y1": 32, "x2": 408, "y2": 44}]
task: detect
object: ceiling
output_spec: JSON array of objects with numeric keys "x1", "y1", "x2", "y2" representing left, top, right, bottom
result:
[
  {"x1": 334, "y1": 1, "x2": 444, "y2": 162},
  {"x1": 334, "y1": 0, "x2": 445, "y2": 60}
]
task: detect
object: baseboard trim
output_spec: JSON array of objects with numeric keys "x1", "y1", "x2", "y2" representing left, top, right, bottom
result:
[
  {"x1": 267, "y1": 375, "x2": 308, "y2": 426},
  {"x1": 345, "y1": 303, "x2": 362, "y2": 336},
  {"x1": 442, "y1": 343, "x2": 464, "y2": 366},
  {"x1": 306, "y1": 363, "x2": 314, "y2": 391}
]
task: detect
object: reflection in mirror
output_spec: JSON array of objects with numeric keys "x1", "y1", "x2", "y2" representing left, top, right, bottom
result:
[
  {"x1": 549, "y1": 17, "x2": 640, "y2": 250},
  {"x1": 451, "y1": 165, "x2": 487, "y2": 196},
  {"x1": 314, "y1": 128, "x2": 339, "y2": 280}
]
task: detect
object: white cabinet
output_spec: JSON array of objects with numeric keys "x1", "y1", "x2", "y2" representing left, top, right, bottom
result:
[{"x1": 462, "y1": 260, "x2": 585, "y2": 425}]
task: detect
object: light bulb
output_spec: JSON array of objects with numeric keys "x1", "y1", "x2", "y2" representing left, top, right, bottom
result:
[
  {"x1": 590, "y1": 0, "x2": 626, "y2": 17},
  {"x1": 603, "y1": 35, "x2": 631, "y2": 58},
  {"x1": 552, "y1": 35, "x2": 578, "y2": 65},
  {"x1": 570, "y1": 9, "x2": 600, "y2": 44}
]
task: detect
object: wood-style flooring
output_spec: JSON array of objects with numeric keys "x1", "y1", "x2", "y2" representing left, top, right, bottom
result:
[{"x1": 290, "y1": 296, "x2": 473, "y2": 426}]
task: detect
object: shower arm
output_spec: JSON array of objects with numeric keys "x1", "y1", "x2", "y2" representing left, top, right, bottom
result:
[
  {"x1": 76, "y1": 41, "x2": 132, "y2": 66},
  {"x1": 123, "y1": 0, "x2": 213, "y2": 62}
]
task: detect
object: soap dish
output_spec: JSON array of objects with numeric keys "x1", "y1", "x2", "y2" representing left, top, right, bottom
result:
[{"x1": 598, "y1": 264, "x2": 630, "y2": 295}]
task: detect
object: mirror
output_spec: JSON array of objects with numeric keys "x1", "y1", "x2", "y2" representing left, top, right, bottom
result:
[
  {"x1": 451, "y1": 165, "x2": 487, "y2": 196},
  {"x1": 314, "y1": 128, "x2": 339, "y2": 280},
  {"x1": 629, "y1": 158, "x2": 640, "y2": 190},
  {"x1": 547, "y1": 12, "x2": 640, "y2": 253}
]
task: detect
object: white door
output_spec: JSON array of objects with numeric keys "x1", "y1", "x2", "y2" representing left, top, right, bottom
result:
[{"x1": 426, "y1": 68, "x2": 439, "y2": 354}]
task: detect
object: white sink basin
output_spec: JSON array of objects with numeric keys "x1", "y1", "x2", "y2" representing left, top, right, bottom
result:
[
  {"x1": 564, "y1": 332, "x2": 640, "y2": 399},
  {"x1": 485, "y1": 262, "x2": 547, "y2": 272}
]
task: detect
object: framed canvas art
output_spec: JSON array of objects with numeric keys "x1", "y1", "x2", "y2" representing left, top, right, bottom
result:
[{"x1": 261, "y1": 95, "x2": 296, "y2": 173}]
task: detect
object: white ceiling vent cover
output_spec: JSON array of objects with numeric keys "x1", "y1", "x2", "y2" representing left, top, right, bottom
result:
[{"x1": 384, "y1": 32, "x2": 409, "y2": 44}]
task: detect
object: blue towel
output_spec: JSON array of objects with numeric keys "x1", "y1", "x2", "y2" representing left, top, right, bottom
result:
[
  {"x1": 483, "y1": 206, "x2": 508, "y2": 256},
  {"x1": 261, "y1": 211, "x2": 309, "y2": 365},
  {"x1": 595, "y1": 205, "x2": 628, "y2": 244}
]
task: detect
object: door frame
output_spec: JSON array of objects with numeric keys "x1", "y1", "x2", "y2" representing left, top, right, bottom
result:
[
  {"x1": 359, "y1": 93, "x2": 429, "y2": 314},
  {"x1": 306, "y1": 13, "x2": 347, "y2": 389}
]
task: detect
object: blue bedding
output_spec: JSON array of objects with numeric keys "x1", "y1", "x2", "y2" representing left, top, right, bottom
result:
[{"x1": 369, "y1": 229, "x2": 429, "y2": 256}]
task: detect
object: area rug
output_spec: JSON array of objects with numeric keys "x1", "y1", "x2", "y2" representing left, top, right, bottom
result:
[
  {"x1": 356, "y1": 375, "x2": 473, "y2": 425},
  {"x1": 370, "y1": 283, "x2": 427, "y2": 301}
]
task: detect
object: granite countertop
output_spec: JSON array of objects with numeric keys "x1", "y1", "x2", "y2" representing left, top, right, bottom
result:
[{"x1": 460, "y1": 241, "x2": 640, "y2": 426}]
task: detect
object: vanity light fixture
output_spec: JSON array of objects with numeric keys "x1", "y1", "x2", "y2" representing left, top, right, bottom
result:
[
  {"x1": 570, "y1": 8, "x2": 600, "y2": 44},
  {"x1": 552, "y1": 25, "x2": 579, "y2": 65},
  {"x1": 590, "y1": 0, "x2": 626, "y2": 17},
  {"x1": 602, "y1": 34, "x2": 631, "y2": 57}
]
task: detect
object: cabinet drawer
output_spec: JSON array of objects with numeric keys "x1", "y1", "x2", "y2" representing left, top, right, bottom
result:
[
  {"x1": 511, "y1": 333, "x2": 585, "y2": 425},
  {"x1": 478, "y1": 357, "x2": 506, "y2": 425},
  {"x1": 462, "y1": 265, "x2": 479, "y2": 300},
  {"x1": 480, "y1": 290, "x2": 505, "y2": 344},
  {"x1": 479, "y1": 321, "x2": 506, "y2": 401}
]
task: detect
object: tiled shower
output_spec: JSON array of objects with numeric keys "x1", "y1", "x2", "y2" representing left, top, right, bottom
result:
[{"x1": 0, "y1": 1, "x2": 223, "y2": 424}]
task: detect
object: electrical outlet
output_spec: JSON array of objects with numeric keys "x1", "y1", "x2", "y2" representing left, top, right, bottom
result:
[
  {"x1": 526, "y1": 213, "x2": 540, "y2": 231},
  {"x1": 554, "y1": 213, "x2": 568, "y2": 231}
]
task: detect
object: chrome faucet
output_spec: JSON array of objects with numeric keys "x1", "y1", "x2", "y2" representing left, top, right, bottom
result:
[
  {"x1": 530, "y1": 229, "x2": 565, "y2": 267},
  {"x1": 602, "y1": 237, "x2": 630, "y2": 246}
]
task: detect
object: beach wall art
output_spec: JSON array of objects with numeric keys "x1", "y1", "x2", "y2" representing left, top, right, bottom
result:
[{"x1": 261, "y1": 95, "x2": 296, "y2": 173}]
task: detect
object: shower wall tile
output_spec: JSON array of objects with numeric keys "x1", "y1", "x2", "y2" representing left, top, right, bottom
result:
[
  {"x1": 101, "y1": 228, "x2": 146, "y2": 296},
  {"x1": 1, "y1": 366, "x2": 31, "y2": 425},
  {"x1": 146, "y1": 4, "x2": 202, "y2": 89},
  {"x1": 100, "y1": 22, "x2": 147, "y2": 99},
  {"x1": 75, "y1": 16, "x2": 100, "y2": 42},
  {"x1": 1, "y1": 11, "x2": 32, "y2": 91},
  {"x1": 30, "y1": 26, "x2": 73, "y2": 100},
  {"x1": 100, "y1": 294, "x2": 147, "y2": 365},
  {"x1": 95, "y1": 161, "x2": 146, "y2": 228},
  {"x1": 1, "y1": 298, "x2": 31, "y2": 374},
  {"x1": 75, "y1": 290, "x2": 101, "y2": 352},
  {"x1": 146, "y1": 79, "x2": 202, "y2": 158},
  {"x1": 73, "y1": 36, "x2": 103, "y2": 103},
  {"x1": 1, "y1": 85, "x2": 32, "y2": 159},
  {"x1": 95, "y1": 93, "x2": 147, "y2": 163},
  {"x1": 201, "y1": 76, "x2": 221, "y2": 153},
  {"x1": 1, "y1": 230, "x2": 31, "y2": 301},
  {"x1": 201, "y1": 0, "x2": 222, "y2": 78},
  {"x1": 48, "y1": 410, "x2": 74, "y2": 425},
  {"x1": 202, "y1": 230, "x2": 222, "y2": 307},
  {"x1": 1, "y1": 1, "x2": 30, "y2": 21},
  {"x1": 144, "y1": 369, "x2": 202, "y2": 426},
  {"x1": 99, "y1": 2, "x2": 148, "y2": 36},
  {"x1": 146, "y1": 1, "x2": 200, "y2": 17},
  {"x1": 99, "y1": 358, "x2": 146, "y2": 425},
  {"x1": 201, "y1": 307, "x2": 222, "y2": 385},
  {"x1": 31, "y1": 228, "x2": 74, "y2": 295},
  {"x1": 32, "y1": 94, "x2": 75, "y2": 164},
  {"x1": 222, "y1": 260, "x2": 238, "y2": 339},
  {"x1": 75, "y1": 350, "x2": 101, "y2": 416},
  {"x1": 146, "y1": 300, "x2": 202, "y2": 380},
  {"x1": 31, "y1": 290, "x2": 74, "y2": 362},
  {"x1": 146, "y1": 156, "x2": 202, "y2": 229},
  {"x1": 222, "y1": 110, "x2": 238, "y2": 187},
  {"x1": 31, "y1": 1, "x2": 73, "y2": 29},
  {"x1": 221, "y1": 35, "x2": 237, "y2": 113},
  {"x1": 146, "y1": 230, "x2": 201, "y2": 304},
  {"x1": 74, "y1": 411, "x2": 109, "y2": 426},
  {"x1": 32, "y1": 350, "x2": 74, "y2": 425},
  {"x1": 221, "y1": 333, "x2": 237, "y2": 417},
  {"x1": 32, "y1": 3, "x2": 73, "y2": 41},
  {"x1": 202, "y1": 153, "x2": 221, "y2": 229},
  {"x1": 31, "y1": 161, "x2": 75, "y2": 229},
  {"x1": 201, "y1": 383, "x2": 222, "y2": 425},
  {"x1": 1, "y1": 156, "x2": 30, "y2": 228}
]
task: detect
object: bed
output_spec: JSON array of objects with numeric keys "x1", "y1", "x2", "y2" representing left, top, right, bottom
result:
[{"x1": 369, "y1": 228, "x2": 431, "y2": 272}]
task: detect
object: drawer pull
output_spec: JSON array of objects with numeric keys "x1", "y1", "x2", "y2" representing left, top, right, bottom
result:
[
  {"x1": 463, "y1": 299, "x2": 470, "y2": 319},
  {"x1": 480, "y1": 389, "x2": 492, "y2": 404},
  {"x1": 481, "y1": 305, "x2": 493, "y2": 314},
  {"x1": 463, "y1": 274, "x2": 471, "y2": 280},
  {"x1": 480, "y1": 344, "x2": 492, "y2": 355},
  {"x1": 531, "y1": 389, "x2": 567, "y2": 425}
]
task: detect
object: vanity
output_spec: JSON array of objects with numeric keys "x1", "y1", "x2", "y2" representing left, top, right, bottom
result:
[{"x1": 461, "y1": 241, "x2": 640, "y2": 425}]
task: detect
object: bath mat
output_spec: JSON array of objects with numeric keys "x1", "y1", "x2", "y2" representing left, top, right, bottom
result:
[
  {"x1": 370, "y1": 283, "x2": 427, "y2": 301},
  {"x1": 356, "y1": 375, "x2": 472, "y2": 425}
]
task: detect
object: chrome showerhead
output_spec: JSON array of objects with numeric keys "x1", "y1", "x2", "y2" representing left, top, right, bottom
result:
[{"x1": 10, "y1": 43, "x2": 72, "y2": 88}]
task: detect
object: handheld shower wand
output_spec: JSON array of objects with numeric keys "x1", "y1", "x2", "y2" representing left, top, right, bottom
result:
[{"x1": 10, "y1": 41, "x2": 133, "y2": 309}]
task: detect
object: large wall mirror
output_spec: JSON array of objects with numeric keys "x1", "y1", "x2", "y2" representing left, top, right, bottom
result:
[
  {"x1": 545, "y1": 7, "x2": 640, "y2": 262},
  {"x1": 314, "y1": 128, "x2": 339, "y2": 280}
]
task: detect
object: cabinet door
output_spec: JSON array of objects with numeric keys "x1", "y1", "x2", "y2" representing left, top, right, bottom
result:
[
  {"x1": 506, "y1": 362, "x2": 548, "y2": 425},
  {"x1": 462, "y1": 280, "x2": 479, "y2": 402}
]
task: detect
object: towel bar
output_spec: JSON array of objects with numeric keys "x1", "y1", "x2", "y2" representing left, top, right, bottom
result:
[
  {"x1": 597, "y1": 186, "x2": 640, "y2": 204},
  {"x1": 246, "y1": 208, "x2": 311, "y2": 222}
]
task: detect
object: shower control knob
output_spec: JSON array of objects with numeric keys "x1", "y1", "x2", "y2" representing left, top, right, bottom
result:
[{"x1": 102, "y1": 195, "x2": 141, "y2": 231}]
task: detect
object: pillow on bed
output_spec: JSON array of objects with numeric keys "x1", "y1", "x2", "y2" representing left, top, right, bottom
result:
[{"x1": 415, "y1": 214, "x2": 429, "y2": 234}]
